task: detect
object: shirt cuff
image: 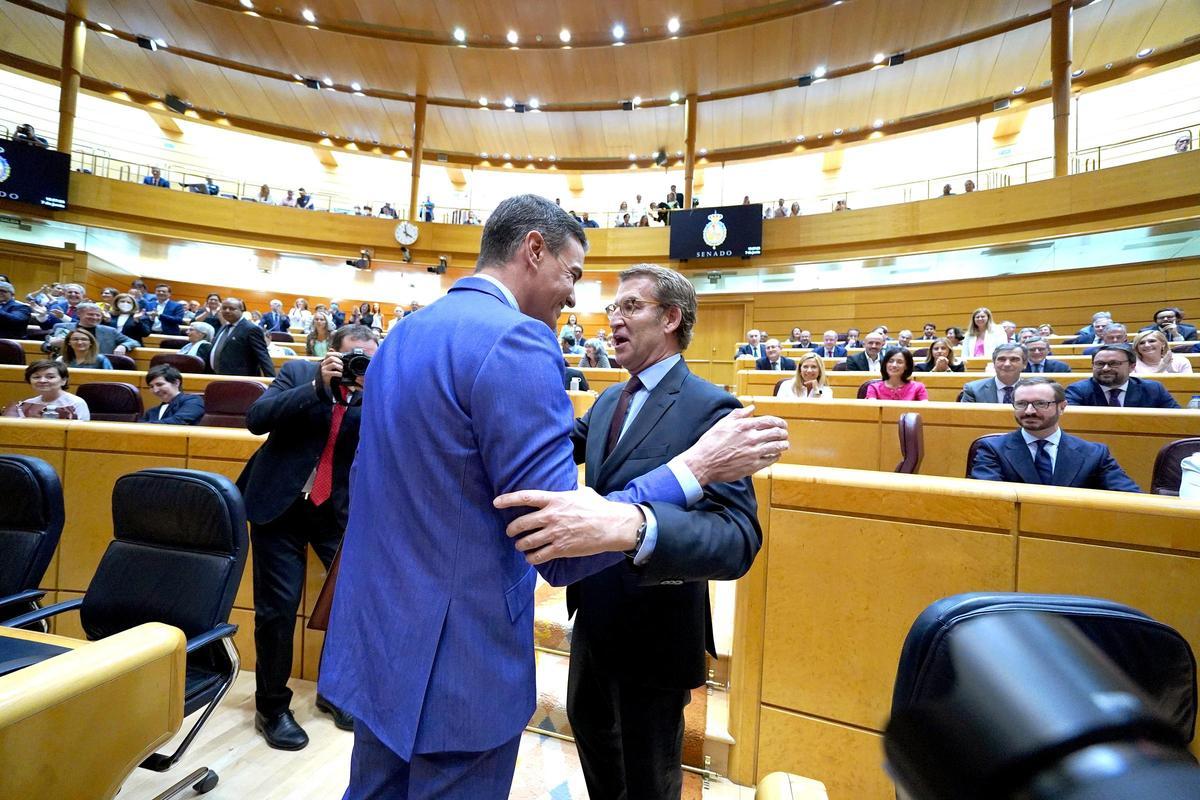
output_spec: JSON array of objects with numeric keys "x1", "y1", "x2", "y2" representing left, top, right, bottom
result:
[
  {"x1": 633, "y1": 504, "x2": 658, "y2": 566},
  {"x1": 666, "y1": 456, "x2": 704, "y2": 507}
]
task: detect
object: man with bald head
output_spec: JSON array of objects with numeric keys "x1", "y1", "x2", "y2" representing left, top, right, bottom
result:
[
  {"x1": 211, "y1": 297, "x2": 276, "y2": 377},
  {"x1": 814, "y1": 330, "x2": 847, "y2": 359},
  {"x1": 845, "y1": 331, "x2": 886, "y2": 372}
]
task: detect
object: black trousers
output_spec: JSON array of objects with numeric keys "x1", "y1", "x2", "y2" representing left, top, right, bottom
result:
[
  {"x1": 252, "y1": 494, "x2": 341, "y2": 716},
  {"x1": 567, "y1": 635, "x2": 691, "y2": 800}
]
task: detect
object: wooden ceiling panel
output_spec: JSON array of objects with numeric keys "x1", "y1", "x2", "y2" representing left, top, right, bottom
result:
[
  {"x1": 941, "y1": 37, "x2": 1005, "y2": 111},
  {"x1": 1084, "y1": 0, "x2": 1166, "y2": 67},
  {"x1": 902, "y1": 48, "x2": 956, "y2": 117},
  {"x1": 1144, "y1": 0, "x2": 1200, "y2": 54},
  {"x1": 981, "y1": 21, "x2": 1049, "y2": 100}
]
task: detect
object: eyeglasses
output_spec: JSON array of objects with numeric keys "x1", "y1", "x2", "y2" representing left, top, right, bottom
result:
[
  {"x1": 605, "y1": 297, "x2": 664, "y2": 319},
  {"x1": 1014, "y1": 400, "x2": 1056, "y2": 411}
]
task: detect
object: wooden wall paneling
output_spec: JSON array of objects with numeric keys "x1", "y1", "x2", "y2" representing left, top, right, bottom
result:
[{"x1": 756, "y1": 707, "x2": 892, "y2": 800}]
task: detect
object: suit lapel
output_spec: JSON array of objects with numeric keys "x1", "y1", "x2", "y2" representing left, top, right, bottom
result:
[
  {"x1": 1003, "y1": 434, "x2": 1042, "y2": 485},
  {"x1": 596, "y1": 360, "x2": 687, "y2": 488},
  {"x1": 1053, "y1": 434, "x2": 1085, "y2": 486},
  {"x1": 585, "y1": 389, "x2": 620, "y2": 485}
]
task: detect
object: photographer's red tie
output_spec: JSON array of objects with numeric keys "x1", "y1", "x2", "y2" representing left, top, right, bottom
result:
[{"x1": 310, "y1": 404, "x2": 347, "y2": 506}]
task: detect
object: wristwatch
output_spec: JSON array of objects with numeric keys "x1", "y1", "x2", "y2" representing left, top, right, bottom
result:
[{"x1": 624, "y1": 517, "x2": 648, "y2": 559}]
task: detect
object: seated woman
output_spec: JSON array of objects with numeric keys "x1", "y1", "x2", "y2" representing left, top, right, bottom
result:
[
  {"x1": 580, "y1": 339, "x2": 611, "y2": 368},
  {"x1": 865, "y1": 347, "x2": 929, "y2": 401},
  {"x1": 1038, "y1": 323, "x2": 1054, "y2": 338},
  {"x1": 307, "y1": 311, "x2": 333, "y2": 357},
  {"x1": 1133, "y1": 330, "x2": 1193, "y2": 374},
  {"x1": 914, "y1": 337, "x2": 964, "y2": 372},
  {"x1": 777, "y1": 351, "x2": 834, "y2": 400},
  {"x1": 58, "y1": 328, "x2": 112, "y2": 370},
  {"x1": 785, "y1": 327, "x2": 804, "y2": 346},
  {"x1": 2, "y1": 360, "x2": 90, "y2": 420},
  {"x1": 142, "y1": 364, "x2": 205, "y2": 425},
  {"x1": 105, "y1": 292, "x2": 151, "y2": 344},
  {"x1": 179, "y1": 320, "x2": 214, "y2": 363}
]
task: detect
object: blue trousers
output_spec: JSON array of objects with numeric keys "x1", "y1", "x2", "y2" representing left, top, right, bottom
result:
[{"x1": 344, "y1": 721, "x2": 521, "y2": 800}]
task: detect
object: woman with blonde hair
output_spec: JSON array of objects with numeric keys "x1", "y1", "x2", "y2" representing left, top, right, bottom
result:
[
  {"x1": 307, "y1": 311, "x2": 333, "y2": 357},
  {"x1": 777, "y1": 351, "x2": 833, "y2": 400},
  {"x1": 1133, "y1": 329, "x2": 1193, "y2": 374},
  {"x1": 289, "y1": 297, "x2": 313, "y2": 332},
  {"x1": 962, "y1": 307, "x2": 1008, "y2": 359}
]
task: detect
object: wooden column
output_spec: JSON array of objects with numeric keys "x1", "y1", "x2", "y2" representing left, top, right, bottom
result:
[
  {"x1": 1051, "y1": 0, "x2": 1072, "y2": 178},
  {"x1": 56, "y1": 0, "x2": 88, "y2": 155},
  {"x1": 407, "y1": 95, "x2": 427, "y2": 222},
  {"x1": 683, "y1": 93, "x2": 698, "y2": 208}
]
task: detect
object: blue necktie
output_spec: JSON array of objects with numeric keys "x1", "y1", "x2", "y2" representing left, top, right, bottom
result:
[
  {"x1": 1107, "y1": 389, "x2": 1122, "y2": 407},
  {"x1": 1034, "y1": 440, "x2": 1054, "y2": 484},
  {"x1": 1002, "y1": 385, "x2": 1014, "y2": 404}
]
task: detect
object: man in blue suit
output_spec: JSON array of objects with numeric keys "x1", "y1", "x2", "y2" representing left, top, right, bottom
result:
[
  {"x1": 319, "y1": 195, "x2": 785, "y2": 798},
  {"x1": 970, "y1": 377, "x2": 1140, "y2": 492},
  {"x1": 735, "y1": 329, "x2": 764, "y2": 360},
  {"x1": 147, "y1": 284, "x2": 187, "y2": 336},
  {"x1": 1022, "y1": 337, "x2": 1071, "y2": 373},
  {"x1": 755, "y1": 339, "x2": 796, "y2": 371},
  {"x1": 260, "y1": 300, "x2": 291, "y2": 333},
  {"x1": 812, "y1": 330, "x2": 848, "y2": 359},
  {"x1": 1064, "y1": 345, "x2": 1180, "y2": 408},
  {"x1": 0, "y1": 281, "x2": 32, "y2": 339}
]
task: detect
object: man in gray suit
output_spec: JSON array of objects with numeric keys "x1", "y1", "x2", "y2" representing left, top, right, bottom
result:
[
  {"x1": 959, "y1": 342, "x2": 1027, "y2": 404},
  {"x1": 44, "y1": 303, "x2": 138, "y2": 356}
]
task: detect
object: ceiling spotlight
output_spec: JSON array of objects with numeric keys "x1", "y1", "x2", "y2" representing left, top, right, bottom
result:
[
  {"x1": 154, "y1": 38, "x2": 168, "y2": 49},
  {"x1": 676, "y1": 150, "x2": 683, "y2": 156},
  {"x1": 502, "y1": 152, "x2": 511, "y2": 159},
  {"x1": 1105, "y1": 62, "x2": 1114, "y2": 70},
  {"x1": 453, "y1": 27, "x2": 466, "y2": 42},
  {"x1": 479, "y1": 96, "x2": 488, "y2": 106},
  {"x1": 526, "y1": 154, "x2": 533, "y2": 160},
  {"x1": 872, "y1": 52, "x2": 885, "y2": 64},
  {"x1": 1072, "y1": 68, "x2": 1085, "y2": 77},
  {"x1": 480, "y1": 152, "x2": 488, "y2": 158},
  {"x1": 813, "y1": 65, "x2": 827, "y2": 79},
  {"x1": 631, "y1": 96, "x2": 642, "y2": 106},
  {"x1": 629, "y1": 153, "x2": 637, "y2": 161},
  {"x1": 872, "y1": 119, "x2": 883, "y2": 129},
  {"x1": 1012, "y1": 85, "x2": 1025, "y2": 94},
  {"x1": 301, "y1": 8, "x2": 316, "y2": 23},
  {"x1": 506, "y1": 30, "x2": 519, "y2": 45},
  {"x1": 613, "y1": 23, "x2": 625, "y2": 40},
  {"x1": 98, "y1": 21, "x2": 113, "y2": 31},
  {"x1": 323, "y1": 77, "x2": 334, "y2": 87},
  {"x1": 560, "y1": 28, "x2": 571, "y2": 43},
  {"x1": 833, "y1": 128, "x2": 844, "y2": 135},
  {"x1": 669, "y1": 91, "x2": 680, "y2": 102},
  {"x1": 1136, "y1": 47, "x2": 1154, "y2": 58},
  {"x1": 528, "y1": 97, "x2": 540, "y2": 110},
  {"x1": 503, "y1": 96, "x2": 514, "y2": 108},
  {"x1": 292, "y1": 73, "x2": 303, "y2": 80},
  {"x1": 549, "y1": 155, "x2": 556, "y2": 161},
  {"x1": 350, "y1": 81, "x2": 361, "y2": 91},
  {"x1": 796, "y1": 135, "x2": 806, "y2": 142},
  {"x1": 667, "y1": 17, "x2": 680, "y2": 34},
  {"x1": 698, "y1": 147, "x2": 707, "y2": 155},
  {"x1": 239, "y1": 0, "x2": 253, "y2": 7}
]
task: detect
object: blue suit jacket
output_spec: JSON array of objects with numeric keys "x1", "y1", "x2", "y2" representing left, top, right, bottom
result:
[
  {"x1": 142, "y1": 393, "x2": 205, "y2": 425},
  {"x1": 810, "y1": 344, "x2": 848, "y2": 358},
  {"x1": 970, "y1": 430, "x2": 1140, "y2": 492},
  {"x1": 1064, "y1": 377, "x2": 1180, "y2": 409},
  {"x1": 260, "y1": 311, "x2": 290, "y2": 333},
  {"x1": 0, "y1": 299, "x2": 32, "y2": 339},
  {"x1": 1025, "y1": 359, "x2": 1072, "y2": 373},
  {"x1": 149, "y1": 299, "x2": 186, "y2": 336},
  {"x1": 319, "y1": 276, "x2": 687, "y2": 760}
]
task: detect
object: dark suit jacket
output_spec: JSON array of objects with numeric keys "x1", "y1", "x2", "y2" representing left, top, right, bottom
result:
[
  {"x1": 260, "y1": 311, "x2": 291, "y2": 333},
  {"x1": 1025, "y1": 359, "x2": 1072, "y2": 373},
  {"x1": 811, "y1": 344, "x2": 848, "y2": 358},
  {"x1": 756, "y1": 356, "x2": 796, "y2": 371},
  {"x1": 1140, "y1": 323, "x2": 1198, "y2": 341},
  {"x1": 970, "y1": 430, "x2": 1140, "y2": 492},
  {"x1": 330, "y1": 310, "x2": 346, "y2": 328},
  {"x1": 212, "y1": 318, "x2": 276, "y2": 377},
  {"x1": 568, "y1": 358, "x2": 761, "y2": 689},
  {"x1": 1070, "y1": 325, "x2": 1101, "y2": 345},
  {"x1": 1064, "y1": 377, "x2": 1180, "y2": 409},
  {"x1": 238, "y1": 360, "x2": 361, "y2": 530},
  {"x1": 736, "y1": 343, "x2": 763, "y2": 359},
  {"x1": 915, "y1": 361, "x2": 965, "y2": 372},
  {"x1": 104, "y1": 314, "x2": 151, "y2": 344},
  {"x1": 564, "y1": 367, "x2": 589, "y2": 391},
  {"x1": 142, "y1": 393, "x2": 205, "y2": 425},
  {"x1": 194, "y1": 312, "x2": 223, "y2": 328},
  {"x1": 0, "y1": 299, "x2": 31, "y2": 339},
  {"x1": 844, "y1": 352, "x2": 880, "y2": 372}
]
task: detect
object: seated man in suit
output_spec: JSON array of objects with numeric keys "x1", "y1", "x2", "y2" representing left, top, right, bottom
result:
[
  {"x1": 0, "y1": 281, "x2": 32, "y2": 339},
  {"x1": 146, "y1": 284, "x2": 187, "y2": 336},
  {"x1": 970, "y1": 377, "x2": 1139, "y2": 492},
  {"x1": 1064, "y1": 344, "x2": 1180, "y2": 408},
  {"x1": 1140, "y1": 306, "x2": 1198, "y2": 342},
  {"x1": 1071, "y1": 312, "x2": 1111, "y2": 345},
  {"x1": 813, "y1": 330, "x2": 848, "y2": 359},
  {"x1": 142, "y1": 167, "x2": 170, "y2": 188},
  {"x1": 959, "y1": 342, "x2": 1027, "y2": 403},
  {"x1": 756, "y1": 339, "x2": 796, "y2": 371},
  {"x1": 44, "y1": 304, "x2": 138, "y2": 357},
  {"x1": 736, "y1": 328, "x2": 764, "y2": 360},
  {"x1": 260, "y1": 300, "x2": 291, "y2": 333},
  {"x1": 922, "y1": 322, "x2": 938, "y2": 340},
  {"x1": 1023, "y1": 337, "x2": 1071, "y2": 373},
  {"x1": 210, "y1": 298, "x2": 277, "y2": 378},
  {"x1": 1083, "y1": 323, "x2": 1129, "y2": 355},
  {"x1": 142, "y1": 364, "x2": 205, "y2": 425},
  {"x1": 564, "y1": 365, "x2": 589, "y2": 391},
  {"x1": 844, "y1": 331, "x2": 886, "y2": 372}
]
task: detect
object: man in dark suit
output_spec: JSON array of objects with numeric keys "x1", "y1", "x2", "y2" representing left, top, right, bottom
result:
[
  {"x1": 239, "y1": 324, "x2": 379, "y2": 750},
  {"x1": 1082, "y1": 323, "x2": 1130, "y2": 356},
  {"x1": 142, "y1": 364, "x2": 205, "y2": 425},
  {"x1": 735, "y1": 329, "x2": 764, "y2": 360},
  {"x1": 959, "y1": 343, "x2": 1027, "y2": 403},
  {"x1": 1023, "y1": 337, "x2": 1071, "y2": 373},
  {"x1": 0, "y1": 281, "x2": 32, "y2": 339},
  {"x1": 37, "y1": 282, "x2": 86, "y2": 327},
  {"x1": 328, "y1": 302, "x2": 346, "y2": 328},
  {"x1": 1070, "y1": 312, "x2": 1111, "y2": 344},
  {"x1": 844, "y1": 330, "x2": 886, "y2": 372},
  {"x1": 260, "y1": 300, "x2": 291, "y2": 333},
  {"x1": 812, "y1": 330, "x2": 848, "y2": 359},
  {"x1": 147, "y1": 284, "x2": 187, "y2": 336},
  {"x1": 756, "y1": 339, "x2": 796, "y2": 371},
  {"x1": 210, "y1": 298, "x2": 277, "y2": 377},
  {"x1": 1140, "y1": 307, "x2": 1198, "y2": 342},
  {"x1": 970, "y1": 377, "x2": 1140, "y2": 492},
  {"x1": 504, "y1": 265, "x2": 764, "y2": 799},
  {"x1": 1064, "y1": 345, "x2": 1180, "y2": 408}
]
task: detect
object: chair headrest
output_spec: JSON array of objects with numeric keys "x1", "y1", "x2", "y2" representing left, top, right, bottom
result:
[
  {"x1": 112, "y1": 469, "x2": 246, "y2": 555},
  {"x1": 0, "y1": 455, "x2": 64, "y2": 533}
]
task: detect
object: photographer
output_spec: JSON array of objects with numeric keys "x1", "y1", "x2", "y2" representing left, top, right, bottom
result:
[{"x1": 237, "y1": 324, "x2": 378, "y2": 751}]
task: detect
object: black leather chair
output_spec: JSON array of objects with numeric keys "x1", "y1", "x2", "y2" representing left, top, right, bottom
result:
[
  {"x1": 832, "y1": 362, "x2": 850, "y2": 371},
  {"x1": 107, "y1": 353, "x2": 137, "y2": 370},
  {"x1": 3, "y1": 468, "x2": 248, "y2": 798},
  {"x1": 894, "y1": 413, "x2": 923, "y2": 474},
  {"x1": 200, "y1": 380, "x2": 266, "y2": 427},
  {"x1": 150, "y1": 352, "x2": 207, "y2": 374},
  {"x1": 0, "y1": 338, "x2": 25, "y2": 365},
  {"x1": 1151, "y1": 437, "x2": 1200, "y2": 496},
  {"x1": 0, "y1": 455, "x2": 63, "y2": 627},
  {"x1": 268, "y1": 331, "x2": 294, "y2": 343},
  {"x1": 964, "y1": 432, "x2": 1006, "y2": 477},
  {"x1": 76, "y1": 382, "x2": 144, "y2": 422}
]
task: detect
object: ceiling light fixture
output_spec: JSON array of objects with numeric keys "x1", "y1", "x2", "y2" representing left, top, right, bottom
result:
[
  {"x1": 478, "y1": 96, "x2": 488, "y2": 106},
  {"x1": 350, "y1": 82, "x2": 361, "y2": 92},
  {"x1": 872, "y1": 52, "x2": 885, "y2": 64},
  {"x1": 612, "y1": 23, "x2": 625, "y2": 41},
  {"x1": 872, "y1": 119, "x2": 883, "y2": 128},
  {"x1": 813, "y1": 65, "x2": 827, "y2": 79},
  {"x1": 796, "y1": 135, "x2": 806, "y2": 142},
  {"x1": 301, "y1": 8, "x2": 316, "y2": 23},
  {"x1": 549, "y1": 155, "x2": 556, "y2": 161},
  {"x1": 503, "y1": 97, "x2": 514, "y2": 108},
  {"x1": 292, "y1": 73, "x2": 303, "y2": 80},
  {"x1": 136, "y1": 35, "x2": 159, "y2": 51},
  {"x1": 1136, "y1": 47, "x2": 1154, "y2": 58},
  {"x1": 1012, "y1": 85, "x2": 1025, "y2": 94},
  {"x1": 502, "y1": 152, "x2": 511, "y2": 159},
  {"x1": 480, "y1": 152, "x2": 488, "y2": 158},
  {"x1": 560, "y1": 29, "x2": 571, "y2": 43},
  {"x1": 507, "y1": 30, "x2": 519, "y2": 45},
  {"x1": 323, "y1": 77, "x2": 334, "y2": 87},
  {"x1": 1072, "y1": 68, "x2": 1085, "y2": 78},
  {"x1": 453, "y1": 27, "x2": 466, "y2": 43},
  {"x1": 833, "y1": 127, "x2": 844, "y2": 135},
  {"x1": 629, "y1": 153, "x2": 637, "y2": 161},
  {"x1": 669, "y1": 91, "x2": 680, "y2": 103},
  {"x1": 631, "y1": 96, "x2": 642, "y2": 106},
  {"x1": 667, "y1": 17, "x2": 680, "y2": 34},
  {"x1": 98, "y1": 22, "x2": 113, "y2": 31},
  {"x1": 528, "y1": 97, "x2": 540, "y2": 110},
  {"x1": 698, "y1": 148, "x2": 707, "y2": 155},
  {"x1": 239, "y1": 0, "x2": 253, "y2": 7}
]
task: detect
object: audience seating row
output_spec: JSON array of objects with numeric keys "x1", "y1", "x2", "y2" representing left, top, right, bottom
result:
[{"x1": 726, "y1": 465, "x2": 1200, "y2": 796}]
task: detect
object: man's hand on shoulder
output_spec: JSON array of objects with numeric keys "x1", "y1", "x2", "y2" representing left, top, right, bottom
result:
[
  {"x1": 681, "y1": 405, "x2": 789, "y2": 485},
  {"x1": 494, "y1": 487, "x2": 643, "y2": 564}
]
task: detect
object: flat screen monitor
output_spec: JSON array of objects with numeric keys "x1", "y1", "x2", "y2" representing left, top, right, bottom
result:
[
  {"x1": 0, "y1": 137, "x2": 70, "y2": 210},
  {"x1": 669, "y1": 203, "x2": 763, "y2": 261}
]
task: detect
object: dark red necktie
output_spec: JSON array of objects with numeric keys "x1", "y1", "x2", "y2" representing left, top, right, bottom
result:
[
  {"x1": 605, "y1": 376, "x2": 643, "y2": 458},
  {"x1": 310, "y1": 404, "x2": 347, "y2": 506}
]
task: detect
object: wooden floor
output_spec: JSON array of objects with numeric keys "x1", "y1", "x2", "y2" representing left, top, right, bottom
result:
[{"x1": 118, "y1": 672, "x2": 747, "y2": 799}]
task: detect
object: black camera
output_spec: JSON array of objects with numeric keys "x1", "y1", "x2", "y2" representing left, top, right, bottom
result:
[{"x1": 330, "y1": 348, "x2": 371, "y2": 400}]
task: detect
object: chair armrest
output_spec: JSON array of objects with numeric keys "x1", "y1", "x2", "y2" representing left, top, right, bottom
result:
[
  {"x1": 1, "y1": 598, "x2": 84, "y2": 629},
  {"x1": 185, "y1": 623, "x2": 238, "y2": 654},
  {"x1": 0, "y1": 589, "x2": 47, "y2": 609}
]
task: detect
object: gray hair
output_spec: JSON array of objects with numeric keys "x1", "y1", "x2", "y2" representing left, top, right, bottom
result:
[
  {"x1": 1092, "y1": 311, "x2": 1112, "y2": 322},
  {"x1": 76, "y1": 302, "x2": 102, "y2": 314},
  {"x1": 991, "y1": 342, "x2": 1028, "y2": 362},
  {"x1": 1014, "y1": 377, "x2": 1065, "y2": 402},
  {"x1": 584, "y1": 338, "x2": 605, "y2": 351},
  {"x1": 1023, "y1": 336, "x2": 1048, "y2": 347},
  {"x1": 476, "y1": 194, "x2": 587, "y2": 270},
  {"x1": 618, "y1": 263, "x2": 697, "y2": 349},
  {"x1": 63, "y1": 283, "x2": 84, "y2": 293},
  {"x1": 189, "y1": 321, "x2": 215, "y2": 341},
  {"x1": 0, "y1": 281, "x2": 13, "y2": 293},
  {"x1": 1105, "y1": 323, "x2": 1127, "y2": 335}
]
